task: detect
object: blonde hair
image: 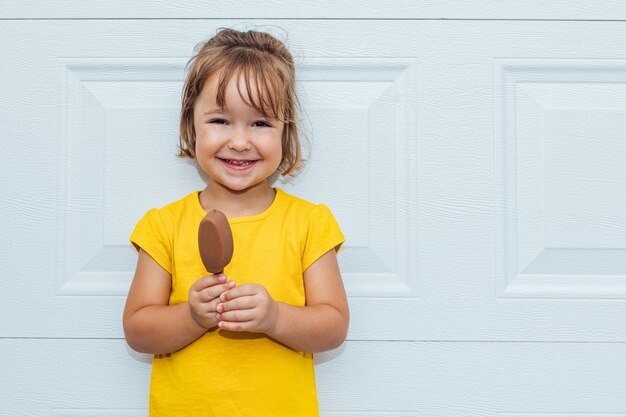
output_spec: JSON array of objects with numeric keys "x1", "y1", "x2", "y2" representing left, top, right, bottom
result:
[{"x1": 179, "y1": 27, "x2": 303, "y2": 176}]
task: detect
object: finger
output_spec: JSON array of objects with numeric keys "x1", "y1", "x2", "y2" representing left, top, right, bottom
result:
[
  {"x1": 217, "y1": 296, "x2": 255, "y2": 313},
  {"x1": 200, "y1": 280, "x2": 236, "y2": 303},
  {"x1": 218, "y1": 319, "x2": 253, "y2": 332},
  {"x1": 192, "y1": 274, "x2": 226, "y2": 292},
  {"x1": 219, "y1": 284, "x2": 258, "y2": 302},
  {"x1": 217, "y1": 309, "x2": 255, "y2": 323}
]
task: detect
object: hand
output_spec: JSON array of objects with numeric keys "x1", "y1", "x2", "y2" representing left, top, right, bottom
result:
[
  {"x1": 188, "y1": 274, "x2": 236, "y2": 330},
  {"x1": 216, "y1": 284, "x2": 279, "y2": 334}
]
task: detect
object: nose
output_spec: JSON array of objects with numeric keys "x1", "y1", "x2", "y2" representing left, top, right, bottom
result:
[{"x1": 227, "y1": 126, "x2": 251, "y2": 151}]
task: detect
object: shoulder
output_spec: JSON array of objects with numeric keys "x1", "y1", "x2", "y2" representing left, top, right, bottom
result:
[
  {"x1": 274, "y1": 188, "x2": 341, "y2": 228},
  {"x1": 134, "y1": 190, "x2": 202, "y2": 232},
  {"x1": 130, "y1": 191, "x2": 202, "y2": 255},
  {"x1": 148, "y1": 191, "x2": 201, "y2": 218},
  {"x1": 158, "y1": 190, "x2": 200, "y2": 213},
  {"x1": 274, "y1": 189, "x2": 346, "y2": 269},
  {"x1": 276, "y1": 188, "x2": 328, "y2": 215}
]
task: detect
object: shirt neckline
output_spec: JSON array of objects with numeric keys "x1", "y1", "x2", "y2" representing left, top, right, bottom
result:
[{"x1": 193, "y1": 187, "x2": 283, "y2": 224}]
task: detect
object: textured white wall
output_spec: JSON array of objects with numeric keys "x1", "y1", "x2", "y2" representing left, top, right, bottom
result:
[{"x1": 2, "y1": 3, "x2": 626, "y2": 416}]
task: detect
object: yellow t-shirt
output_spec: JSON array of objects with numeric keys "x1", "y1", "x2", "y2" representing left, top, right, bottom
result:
[{"x1": 130, "y1": 188, "x2": 345, "y2": 417}]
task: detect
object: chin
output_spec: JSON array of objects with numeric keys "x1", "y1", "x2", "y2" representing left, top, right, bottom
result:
[{"x1": 215, "y1": 179, "x2": 265, "y2": 193}]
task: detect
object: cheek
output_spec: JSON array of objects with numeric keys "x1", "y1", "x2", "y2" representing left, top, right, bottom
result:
[
  {"x1": 195, "y1": 128, "x2": 221, "y2": 151},
  {"x1": 193, "y1": 134, "x2": 205, "y2": 157},
  {"x1": 272, "y1": 128, "x2": 286, "y2": 160},
  {"x1": 263, "y1": 139, "x2": 282, "y2": 163},
  {"x1": 194, "y1": 135, "x2": 220, "y2": 170}
]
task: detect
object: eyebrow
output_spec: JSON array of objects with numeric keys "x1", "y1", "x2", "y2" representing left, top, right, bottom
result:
[
  {"x1": 202, "y1": 107, "x2": 274, "y2": 119},
  {"x1": 203, "y1": 107, "x2": 227, "y2": 115}
]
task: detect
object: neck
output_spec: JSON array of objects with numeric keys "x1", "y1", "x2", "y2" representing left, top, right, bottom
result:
[{"x1": 199, "y1": 180, "x2": 276, "y2": 218}]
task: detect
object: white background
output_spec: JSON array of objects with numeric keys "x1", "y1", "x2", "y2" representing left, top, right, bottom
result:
[{"x1": 2, "y1": 1, "x2": 626, "y2": 416}]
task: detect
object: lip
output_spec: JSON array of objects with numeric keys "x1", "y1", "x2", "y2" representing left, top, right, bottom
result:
[{"x1": 218, "y1": 157, "x2": 259, "y2": 171}]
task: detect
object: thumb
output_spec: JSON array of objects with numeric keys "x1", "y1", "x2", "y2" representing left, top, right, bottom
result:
[{"x1": 193, "y1": 274, "x2": 226, "y2": 291}]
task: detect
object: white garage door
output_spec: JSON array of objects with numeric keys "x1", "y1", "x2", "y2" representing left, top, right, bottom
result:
[{"x1": 2, "y1": 2, "x2": 626, "y2": 415}]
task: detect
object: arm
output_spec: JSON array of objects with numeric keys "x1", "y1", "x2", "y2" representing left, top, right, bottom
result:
[
  {"x1": 122, "y1": 249, "x2": 234, "y2": 354},
  {"x1": 216, "y1": 248, "x2": 349, "y2": 353}
]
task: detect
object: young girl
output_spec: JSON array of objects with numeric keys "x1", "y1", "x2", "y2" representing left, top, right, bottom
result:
[{"x1": 123, "y1": 27, "x2": 349, "y2": 416}]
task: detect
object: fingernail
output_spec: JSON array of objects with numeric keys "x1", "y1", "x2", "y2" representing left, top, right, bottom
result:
[
  {"x1": 216, "y1": 304, "x2": 223, "y2": 313},
  {"x1": 217, "y1": 274, "x2": 226, "y2": 282},
  {"x1": 227, "y1": 280, "x2": 235, "y2": 287},
  {"x1": 220, "y1": 293, "x2": 226, "y2": 301}
]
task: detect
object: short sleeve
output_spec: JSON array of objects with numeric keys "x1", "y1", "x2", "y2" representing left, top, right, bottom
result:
[
  {"x1": 301, "y1": 204, "x2": 345, "y2": 272},
  {"x1": 130, "y1": 208, "x2": 173, "y2": 274}
]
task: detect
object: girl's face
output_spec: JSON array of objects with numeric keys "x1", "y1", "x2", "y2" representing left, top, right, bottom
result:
[{"x1": 193, "y1": 71, "x2": 284, "y2": 194}]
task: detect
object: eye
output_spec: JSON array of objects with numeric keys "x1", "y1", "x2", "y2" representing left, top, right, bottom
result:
[
  {"x1": 254, "y1": 121, "x2": 271, "y2": 127},
  {"x1": 209, "y1": 118, "x2": 227, "y2": 125}
]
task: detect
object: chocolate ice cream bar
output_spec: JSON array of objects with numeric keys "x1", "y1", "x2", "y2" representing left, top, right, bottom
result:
[{"x1": 198, "y1": 209, "x2": 233, "y2": 274}]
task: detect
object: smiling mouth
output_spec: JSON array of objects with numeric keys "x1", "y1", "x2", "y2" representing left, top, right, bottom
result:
[{"x1": 219, "y1": 158, "x2": 258, "y2": 168}]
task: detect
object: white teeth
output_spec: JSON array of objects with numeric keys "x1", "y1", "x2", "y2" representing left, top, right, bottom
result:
[{"x1": 225, "y1": 159, "x2": 253, "y2": 166}]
